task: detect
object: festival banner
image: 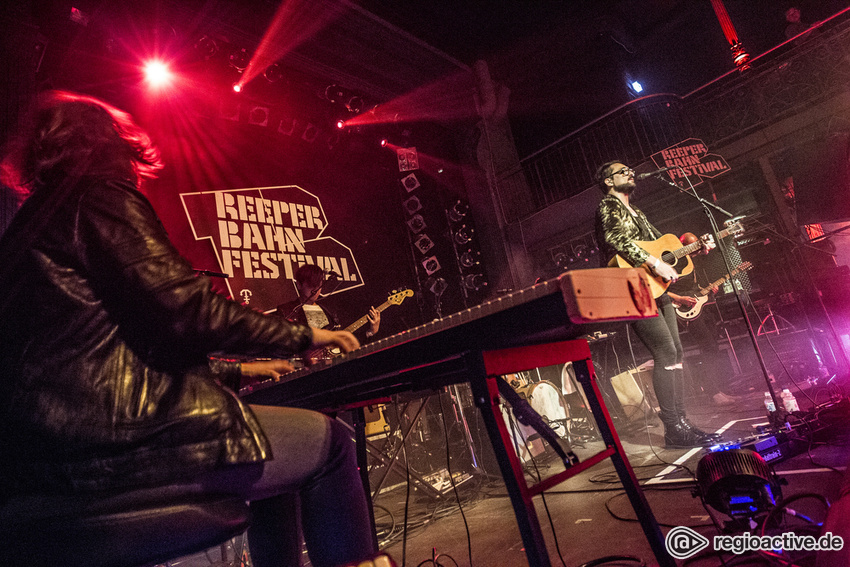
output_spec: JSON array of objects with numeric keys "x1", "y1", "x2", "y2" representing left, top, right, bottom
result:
[
  {"x1": 649, "y1": 138, "x2": 730, "y2": 187},
  {"x1": 180, "y1": 185, "x2": 363, "y2": 311}
]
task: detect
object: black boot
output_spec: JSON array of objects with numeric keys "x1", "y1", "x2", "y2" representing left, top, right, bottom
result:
[
  {"x1": 679, "y1": 417, "x2": 721, "y2": 443},
  {"x1": 663, "y1": 421, "x2": 712, "y2": 448}
]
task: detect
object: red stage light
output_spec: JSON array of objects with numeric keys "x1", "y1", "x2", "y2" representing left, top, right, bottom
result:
[
  {"x1": 336, "y1": 119, "x2": 345, "y2": 130},
  {"x1": 232, "y1": 83, "x2": 243, "y2": 93},
  {"x1": 143, "y1": 60, "x2": 172, "y2": 88},
  {"x1": 380, "y1": 138, "x2": 388, "y2": 147}
]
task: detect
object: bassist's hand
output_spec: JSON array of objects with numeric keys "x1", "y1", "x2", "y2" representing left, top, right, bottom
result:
[{"x1": 310, "y1": 327, "x2": 360, "y2": 354}]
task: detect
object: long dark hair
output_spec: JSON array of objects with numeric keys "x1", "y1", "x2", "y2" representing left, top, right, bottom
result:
[{"x1": 3, "y1": 91, "x2": 163, "y2": 199}]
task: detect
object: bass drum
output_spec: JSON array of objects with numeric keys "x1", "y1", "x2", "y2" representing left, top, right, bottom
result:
[{"x1": 514, "y1": 380, "x2": 569, "y2": 437}]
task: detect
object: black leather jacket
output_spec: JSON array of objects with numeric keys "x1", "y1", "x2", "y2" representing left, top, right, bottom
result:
[{"x1": 0, "y1": 177, "x2": 312, "y2": 494}]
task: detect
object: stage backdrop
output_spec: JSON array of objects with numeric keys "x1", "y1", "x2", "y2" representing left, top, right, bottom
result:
[{"x1": 135, "y1": 88, "x2": 424, "y2": 336}]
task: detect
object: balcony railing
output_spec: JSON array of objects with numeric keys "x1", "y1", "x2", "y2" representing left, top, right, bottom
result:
[{"x1": 497, "y1": 9, "x2": 850, "y2": 225}]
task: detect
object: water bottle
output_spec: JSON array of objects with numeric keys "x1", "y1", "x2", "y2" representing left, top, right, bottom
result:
[
  {"x1": 781, "y1": 388, "x2": 799, "y2": 413},
  {"x1": 764, "y1": 392, "x2": 776, "y2": 414}
]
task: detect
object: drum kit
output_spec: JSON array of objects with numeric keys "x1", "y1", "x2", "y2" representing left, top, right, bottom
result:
[{"x1": 500, "y1": 365, "x2": 598, "y2": 461}]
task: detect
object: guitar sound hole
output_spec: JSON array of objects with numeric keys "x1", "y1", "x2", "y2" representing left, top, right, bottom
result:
[{"x1": 660, "y1": 251, "x2": 677, "y2": 266}]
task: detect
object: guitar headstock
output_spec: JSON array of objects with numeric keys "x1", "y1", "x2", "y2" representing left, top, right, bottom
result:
[{"x1": 388, "y1": 289, "x2": 414, "y2": 305}]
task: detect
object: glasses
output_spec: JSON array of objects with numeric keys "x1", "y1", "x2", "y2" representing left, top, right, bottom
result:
[{"x1": 609, "y1": 167, "x2": 635, "y2": 178}]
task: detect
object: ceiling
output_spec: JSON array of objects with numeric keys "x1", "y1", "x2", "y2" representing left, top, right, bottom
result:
[{"x1": 9, "y1": 0, "x2": 850, "y2": 157}]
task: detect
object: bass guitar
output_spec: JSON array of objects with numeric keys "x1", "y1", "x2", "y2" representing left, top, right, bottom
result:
[
  {"x1": 610, "y1": 221, "x2": 743, "y2": 298},
  {"x1": 675, "y1": 261, "x2": 753, "y2": 321},
  {"x1": 304, "y1": 289, "x2": 413, "y2": 360}
]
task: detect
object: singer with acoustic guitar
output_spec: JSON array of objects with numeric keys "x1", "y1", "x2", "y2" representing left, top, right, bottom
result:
[{"x1": 594, "y1": 160, "x2": 719, "y2": 448}]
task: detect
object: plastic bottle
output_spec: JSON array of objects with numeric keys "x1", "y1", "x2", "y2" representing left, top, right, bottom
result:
[
  {"x1": 764, "y1": 392, "x2": 776, "y2": 414},
  {"x1": 781, "y1": 388, "x2": 799, "y2": 413}
]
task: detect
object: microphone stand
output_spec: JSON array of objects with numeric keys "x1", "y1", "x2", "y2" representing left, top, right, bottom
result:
[{"x1": 652, "y1": 169, "x2": 787, "y2": 423}]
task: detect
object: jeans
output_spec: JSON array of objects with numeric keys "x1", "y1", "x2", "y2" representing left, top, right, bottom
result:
[
  {"x1": 631, "y1": 295, "x2": 686, "y2": 424},
  {"x1": 192, "y1": 405, "x2": 375, "y2": 567}
]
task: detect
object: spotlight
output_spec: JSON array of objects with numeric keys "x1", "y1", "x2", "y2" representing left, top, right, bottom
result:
[
  {"x1": 453, "y1": 225, "x2": 472, "y2": 245},
  {"x1": 194, "y1": 35, "x2": 218, "y2": 60},
  {"x1": 447, "y1": 200, "x2": 468, "y2": 222},
  {"x1": 630, "y1": 81, "x2": 643, "y2": 93},
  {"x1": 554, "y1": 252, "x2": 569, "y2": 271},
  {"x1": 380, "y1": 138, "x2": 389, "y2": 147},
  {"x1": 406, "y1": 214, "x2": 426, "y2": 234},
  {"x1": 696, "y1": 449, "x2": 781, "y2": 519},
  {"x1": 414, "y1": 234, "x2": 434, "y2": 254},
  {"x1": 460, "y1": 250, "x2": 478, "y2": 268},
  {"x1": 248, "y1": 106, "x2": 269, "y2": 127},
  {"x1": 264, "y1": 62, "x2": 283, "y2": 83},
  {"x1": 232, "y1": 83, "x2": 242, "y2": 93},
  {"x1": 325, "y1": 85, "x2": 346, "y2": 104},
  {"x1": 401, "y1": 173, "x2": 420, "y2": 193},
  {"x1": 345, "y1": 95, "x2": 363, "y2": 113},
  {"x1": 229, "y1": 48, "x2": 249, "y2": 72},
  {"x1": 422, "y1": 256, "x2": 441, "y2": 275},
  {"x1": 143, "y1": 60, "x2": 172, "y2": 89},
  {"x1": 428, "y1": 277, "x2": 447, "y2": 295},
  {"x1": 462, "y1": 274, "x2": 486, "y2": 291},
  {"x1": 336, "y1": 119, "x2": 346, "y2": 130},
  {"x1": 402, "y1": 196, "x2": 422, "y2": 215}
]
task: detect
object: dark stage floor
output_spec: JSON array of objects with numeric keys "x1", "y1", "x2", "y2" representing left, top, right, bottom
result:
[
  {"x1": 372, "y1": 384, "x2": 850, "y2": 567},
  {"x1": 165, "y1": 376, "x2": 850, "y2": 567}
]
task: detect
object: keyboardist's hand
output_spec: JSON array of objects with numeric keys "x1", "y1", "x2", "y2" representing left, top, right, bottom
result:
[
  {"x1": 310, "y1": 328, "x2": 360, "y2": 354},
  {"x1": 240, "y1": 359, "x2": 296, "y2": 386}
]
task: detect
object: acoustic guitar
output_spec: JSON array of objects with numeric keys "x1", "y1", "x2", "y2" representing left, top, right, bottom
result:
[
  {"x1": 675, "y1": 261, "x2": 753, "y2": 321},
  {"x1": 610, "y1": 222, "x2": 743, "y2": 298}
]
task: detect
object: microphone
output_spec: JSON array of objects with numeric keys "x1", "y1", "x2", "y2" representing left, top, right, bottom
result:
[
  {"x1": 322, "y1": 271, "x2": 342, "y2": 294},
  {"x1": 637, "y1": 166, "x2": 676, "y2": 180}
]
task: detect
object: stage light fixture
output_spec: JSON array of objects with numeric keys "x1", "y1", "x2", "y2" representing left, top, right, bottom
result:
[
  {"x1": 397, "y1": 147, "x2": 419, "y2": 172},
  {"x1": 448, "y1": 200, "x2": 468, "y2": 222},
  {"x1": 414, "y1": 234, "x2": 434, "y2": 254},
  {"x1": 325, "y1": 85, "x2": 346, "y2": 104},
  {"x1": 232, "y1": 83, "x2": 242, "y2": 93},
  {"x1": 194, "y1": 35, "x2": 218, "y2": 60},
  {"x1": 229, "y1": 48, "x2": 250, "y2": 72},
  {"x1": 264, "y1": 63, "x2": 283, "y2": 83},
  {"x1": 336, "y1": 119, "x2": 346, "y2": 130},
  {"x1": 406, "y1": 214, "x2": 426, "y2": 234},
  {"x1": 143, "y1": 60, "x2": 172, "y2": 89},
  {"x1": 630, "y1": 81, "x2": 643, "y2": 93},
  {"x1": 248, "y1": 106, "x2": 269, "y2": 127},
  {"x1": 462, "y1": 273, "x2": 486, "y2": 291},
  {"x1": 345, "y1": 95, "x2": 363, "y2": 113},
  {"x1": 453, "y1": 225, "x2": 472, "y2": 245},
  {"x1": 460, "y1": 250, "x2": 478, "y2": 268},
  {"x1": 422, "y1": 256, "x2": 441, "y2": 276},
  {"x1": 401, "y1": 173, "x2": 420, "y2": 192},
  {"x1": 428, "y1": 276, "x2": 447, "y2": 295},
  {"x1": 402, "y1": 196, "x2": 422, "y2": 215},
  {"x1": 380, "y1": 138, "x2": 388, "y2": 147},
  {"x1": 696, "y1": 449, "x2": 781, "y2": 519}
]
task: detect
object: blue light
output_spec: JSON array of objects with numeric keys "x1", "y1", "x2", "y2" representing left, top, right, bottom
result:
[{"x1": 631, "y1": 81, "x2": 643, "y2": 93}]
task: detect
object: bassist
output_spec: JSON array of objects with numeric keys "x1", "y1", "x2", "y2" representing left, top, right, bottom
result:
[{"x1": 275, "y1": 264, "x2": 381, "y2": 343}]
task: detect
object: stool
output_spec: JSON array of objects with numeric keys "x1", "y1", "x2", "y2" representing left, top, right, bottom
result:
[{"x1": 0, "y1": 485, "x2": 250, "y2": 567}]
